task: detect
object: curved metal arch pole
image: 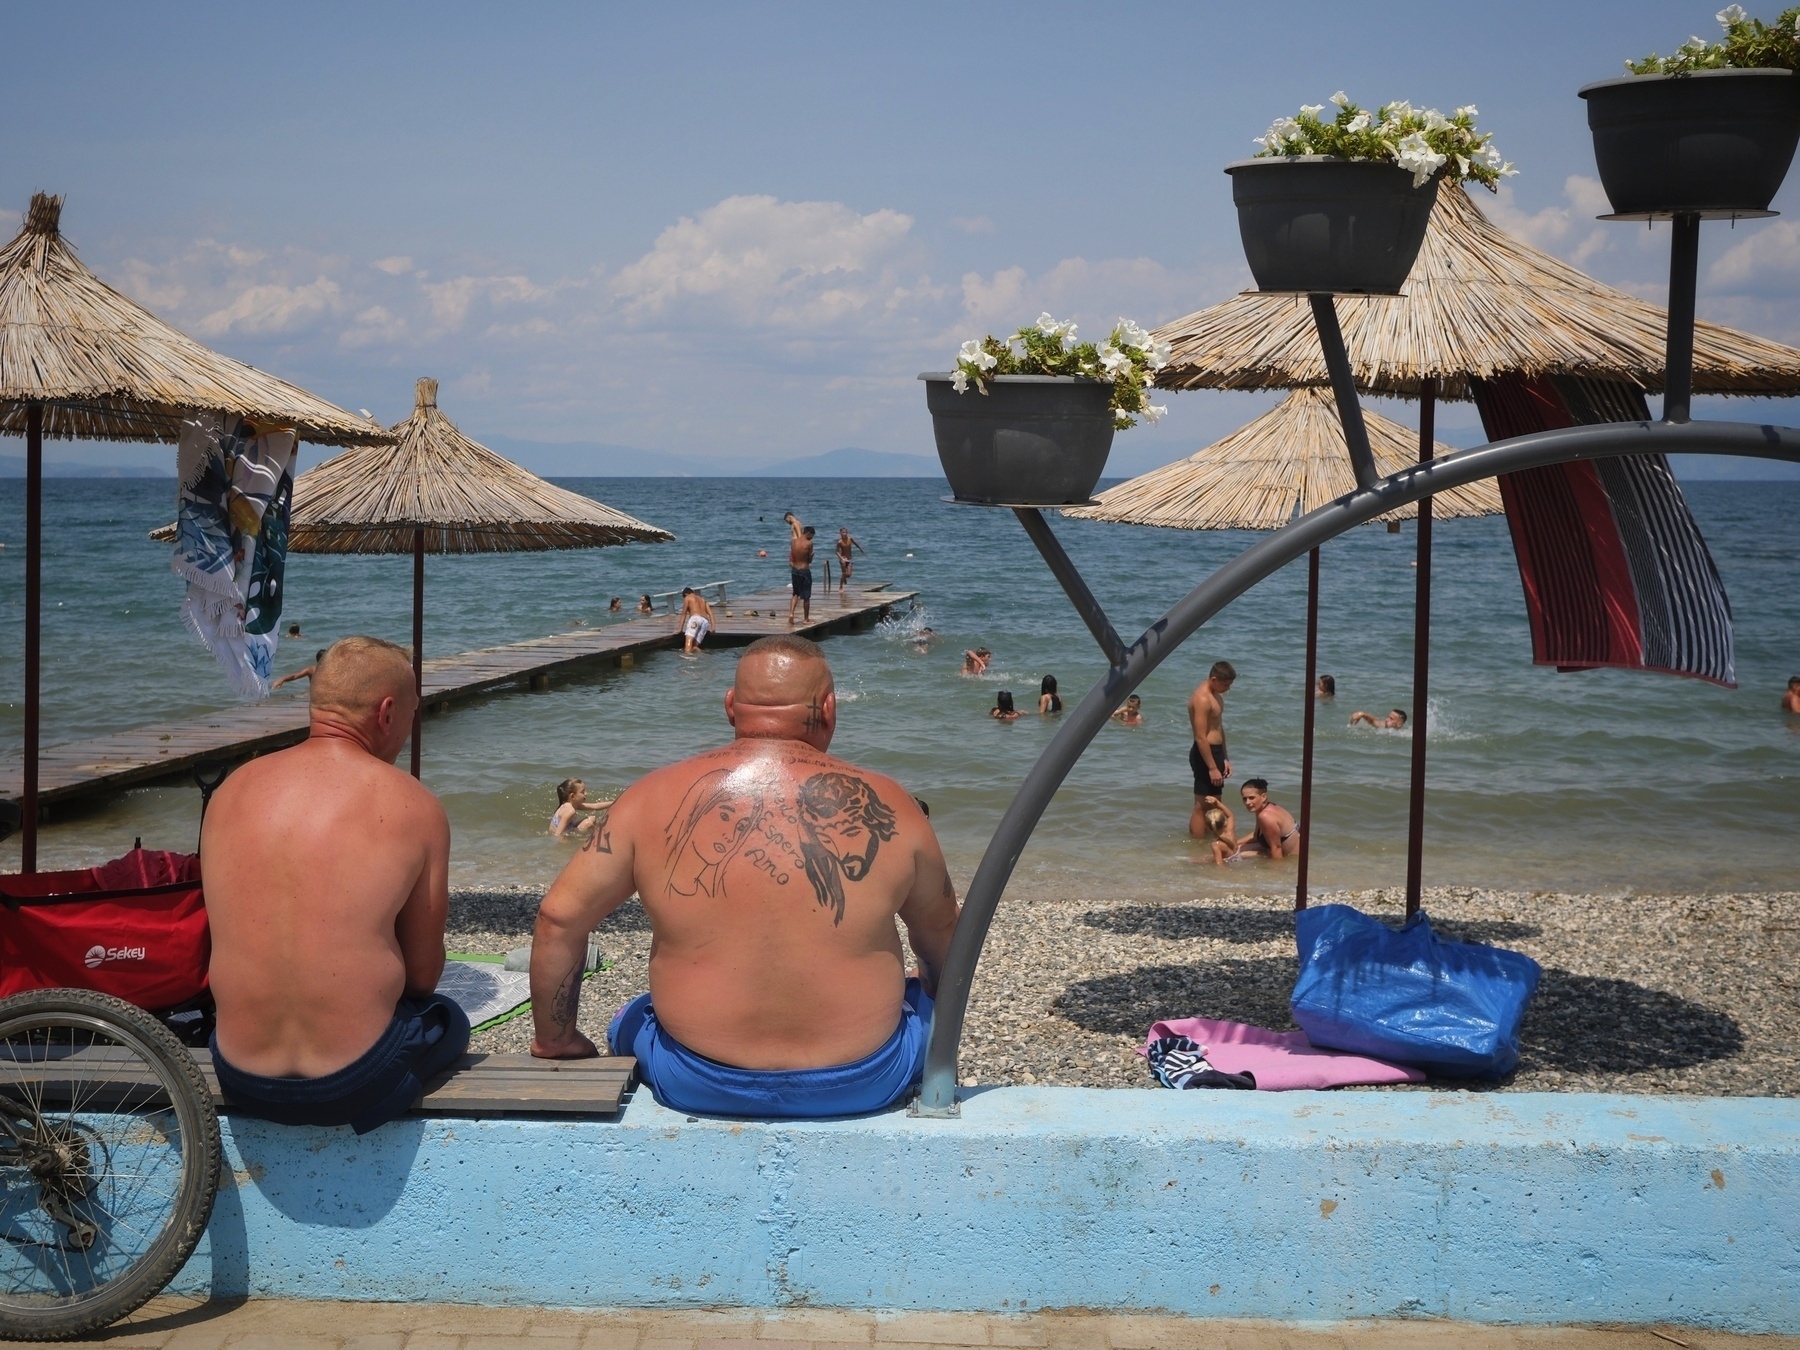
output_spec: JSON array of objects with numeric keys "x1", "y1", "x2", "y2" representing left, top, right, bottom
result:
[{"x1": 915, "y1": 417, "x2": 1800, "y2": 1115}]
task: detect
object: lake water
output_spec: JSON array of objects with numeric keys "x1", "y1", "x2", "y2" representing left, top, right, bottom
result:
[{"x1": 1, "y1": 475, "x2": 1796, "y2": 900}]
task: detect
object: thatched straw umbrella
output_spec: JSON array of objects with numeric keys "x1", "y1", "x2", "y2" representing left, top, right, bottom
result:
[
  {"x1": 1066, "y1": 386, "x2": 1501, "y2": 530},
  {"x1": 1145, "y1": 184, "x2": 1800, "y2": 913},
  {"x1": 1066, "y1": 388, "x2": 1501, "y2": 900},
  {"x1": 297, "y1": 377, "x2": 673, "y2": 776},
  {"x1": 1151, "y1": 184, "x2": 1800, "y2": 398},
  {"x1": 0, "y1": 192, "x2": 388, "y2": 871}
]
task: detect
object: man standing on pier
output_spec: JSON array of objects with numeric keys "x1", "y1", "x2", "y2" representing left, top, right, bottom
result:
[
  {"x1": 1187, "y1": 660, "x2": 1235, "y2": 838},
  {"x1": 835, "y1": 526, "x2": 865, "y2": 594},
  {"x1": 785, "y1": 512, "x2": 815, "y2": 625},
  {"x1": 678, "y1": 586, "x2": 715, "y2": 653}
]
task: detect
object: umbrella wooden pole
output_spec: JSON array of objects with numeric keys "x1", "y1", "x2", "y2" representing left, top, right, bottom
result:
[
  {"x1": 20, "y1": 404, "x2": 42, "y2": 872},
  {"x1": 1404, "y1": 381, "x2": 1437, "y2": 917},
  {"x1": 1295, "y1": 545, "x2": 1319, "y2": 911},
  {"x1": 411, "y1": 527, "x2": 424, "y2": 780}
]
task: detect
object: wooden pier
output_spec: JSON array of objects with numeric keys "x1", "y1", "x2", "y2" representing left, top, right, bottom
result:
[{"x1": 0, "y1": 580, "x2": 916, "y2": 823}]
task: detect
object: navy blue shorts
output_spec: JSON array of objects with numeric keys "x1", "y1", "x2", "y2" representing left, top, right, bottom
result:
[
  {"x1": 791, "y1": 568, "x2": 813, "y2": 601},
  {"x1": 212, "y1": 992, "x2": 471, "y2": 1135},
  {"x1": 609, "y1": 980, "x2": 930, "y2": 1119}
]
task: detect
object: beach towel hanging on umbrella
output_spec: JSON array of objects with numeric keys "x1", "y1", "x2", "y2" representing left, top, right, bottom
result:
[{"x1": 172, "y1": 412, "x2": 298, "y2": 699}]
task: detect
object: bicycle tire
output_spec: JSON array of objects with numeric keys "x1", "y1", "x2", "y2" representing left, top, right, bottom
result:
[{"x1": 0, "y1": 989, "x2": 221, "y2": 1341}]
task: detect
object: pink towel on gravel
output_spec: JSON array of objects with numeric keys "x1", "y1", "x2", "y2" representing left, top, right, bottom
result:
[{"x1": 1142, "y1": 1017, "x2": 1426, "y2": 1091}]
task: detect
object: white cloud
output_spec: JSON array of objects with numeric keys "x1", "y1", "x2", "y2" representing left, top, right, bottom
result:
[
  {"x1": 610, "y1": 194, "x2": 925, "y2": 328},
  {"x1": 1485, "y1": 175, "x2": 1611, "y2": 268},
  {"x1": 339, "y1": 305, "x2": 407, "y2": 349},
  {"x1": 1708, "y1": 220, "x2": 1800, "y2": 292},
  {"x1": 956, "y1": 256, "x2": 1209, "y2": 337},
  {"x1": 420, "y1": 274, "x2": 555, "y2": 331},
  {"x1": 196, "y1": 277, "x2": 343, "y2": 337},
  {"x1": 373, "y1": 255, "x2": 414, "y2": 276}
]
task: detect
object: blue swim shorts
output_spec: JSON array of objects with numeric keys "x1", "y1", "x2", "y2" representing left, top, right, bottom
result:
[{"x1": 609, "y1": 980, "x2": 930, "y2": 1119}]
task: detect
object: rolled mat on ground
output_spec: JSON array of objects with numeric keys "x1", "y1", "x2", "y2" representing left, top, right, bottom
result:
[
  {"x1": 1290, "y1": 903, "x2": 1541, "y2": 1079},
  {"x1": 1141, "y1": 1017, "x2": 1426, "y2": 1090}
]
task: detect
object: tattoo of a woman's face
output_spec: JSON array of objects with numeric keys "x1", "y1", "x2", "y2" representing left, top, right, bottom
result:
[{"x1": 658, "y1": 764, "x2": 897, "y2": 925}]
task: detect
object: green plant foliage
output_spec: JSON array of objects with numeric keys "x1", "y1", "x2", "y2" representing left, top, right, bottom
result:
[
  {"x1": 1252, "y1": 95, "x2": 1516, "y2": 190},
  {"x1": 1628, "y1": 5, "x2": 1800, "y2": 73},
  {"x1": 949, "y1": 315, "x2": 1170, "y2": 431}
]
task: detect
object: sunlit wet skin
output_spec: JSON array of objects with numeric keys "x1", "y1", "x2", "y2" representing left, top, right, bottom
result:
[{"x1": 529, "y1": 640, "x2": 959, "y2": 1072}]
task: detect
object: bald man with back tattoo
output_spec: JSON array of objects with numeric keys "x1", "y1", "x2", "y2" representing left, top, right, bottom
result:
[{"x1": 529, "y1": 633, "x2": 960, "y2": 1118}]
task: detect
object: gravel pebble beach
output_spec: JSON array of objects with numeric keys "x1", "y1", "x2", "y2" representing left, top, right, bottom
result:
[{"x1": 451, "y1": 884, "x2": 1800, "y2": 1096}]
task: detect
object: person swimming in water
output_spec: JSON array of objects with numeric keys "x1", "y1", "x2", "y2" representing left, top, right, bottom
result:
[
  {"x1": 1236, "y1": 779, "x2": 1299, "y2": 860},
  {"x1": 270, "y1": 649, "x2": 328, "y2": 692},
  {"x1": 1316, "y1": 674, "x2": 1335, "y2": 699},
  {"x1": 990, "y1": 691, "x2": 1019, "y2": 721},
  {"x1": 1110, "y1": 694, "x2": 1143, "y2": 725},
  {"x1": 962, "y1": 647, "x2": 992, "y2": 675},
  {"x1": 609, "y1": 597, "x2": 622, "y2": 614},
  {"x1": 638, "y1": 594, "x2": 654, "y2": 615},
  {"x1": 1784, "y1": 676, "x2": 1800, "y2": 715},
  {"x1": 549, "y1": 778, "x2": 614, "y2": 839},
  {"x1": 1038, "y1": 675, "x2": 1062, "y2": 715},
  {"x1": 1350, "y1": 708, "x2": 1407, "y2": 730}
]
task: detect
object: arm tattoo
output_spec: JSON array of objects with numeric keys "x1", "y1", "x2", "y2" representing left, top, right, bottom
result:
[
  {"x1": 582, "y1": 806, "x2": 613, "y2": 854},
  {"x1": 548, "y1": 963, "x2": 582, "y2": 1035}
]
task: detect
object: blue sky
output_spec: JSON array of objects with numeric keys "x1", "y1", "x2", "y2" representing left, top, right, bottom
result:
[{"x1": 8, "y1": 1, "x2": 1800, "y2": 475}]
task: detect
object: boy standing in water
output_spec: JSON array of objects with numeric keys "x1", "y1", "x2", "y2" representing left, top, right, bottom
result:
[{"x1": 1187, "y1": 661, "x2": 1235, "y2": 837}]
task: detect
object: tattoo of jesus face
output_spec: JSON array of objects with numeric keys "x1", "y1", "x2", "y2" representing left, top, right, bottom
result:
[
  {"x1": 795, "y1": 772, "x2": 898, "y2": 924},
  {"x1": 665, "y1": 769, "x2": 765, "y2": 898}
]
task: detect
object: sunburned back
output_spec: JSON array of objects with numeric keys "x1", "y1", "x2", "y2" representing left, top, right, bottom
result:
[
  {"x1": 203, "y1": 740, "x2": 442, "y2": 1077},
  {"x1": 622, "y1": 741, "x2": 923, "y2": 1068}
]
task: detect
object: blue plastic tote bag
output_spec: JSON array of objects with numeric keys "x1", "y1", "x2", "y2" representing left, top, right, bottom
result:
[{"x1": 1289, "y1": 904, "x2": 1541, "y2": 1078}]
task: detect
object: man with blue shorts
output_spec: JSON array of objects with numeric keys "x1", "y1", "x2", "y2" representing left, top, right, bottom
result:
[{"x1": 528, "y1": 634, "x2": 960, "y2": 1118}]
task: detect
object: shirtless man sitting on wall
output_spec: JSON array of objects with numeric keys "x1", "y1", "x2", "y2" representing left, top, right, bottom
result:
[
  {"x1": 529, "y1": 633, "x2": 960, "y2": 1118},
  {"x1": 203, "y1": 636, "x2": 468, "y2": 1134}
]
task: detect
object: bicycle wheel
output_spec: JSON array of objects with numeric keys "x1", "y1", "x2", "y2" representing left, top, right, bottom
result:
[{"x1": 0, "y1": 990, "x2": 221, "y2": 1341}]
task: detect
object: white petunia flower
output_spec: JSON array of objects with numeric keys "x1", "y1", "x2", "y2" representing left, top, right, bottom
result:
[
  {"x1": 1347, "y1": 110, "x2": 1373, "y2": 133},
  {"x1": 1718, "y1": 4, "x2": 1748, "y2": 27},
  {"x1": 1476, "y1": 142, "x2": 1505, "y2": 170},
  {"x1": 1422, "y1": 107, "x2": 1450, "y2": 131},
  {"x1": 1116, "y1": 318, "x2": 1151, "y2": 349},
  {"x1": 950, "y1": 368, "x2": 970, "y2": 393},
  {"x1": 1301, "y1": 103, "x2": 1326, "y2": 119},
  {"x1": 1330, "y1": 90, "x2": 1351, "y2": 107},
  {"x1": 1454, "y1": 104, "x2": 1479, "y2": 120},
  {"x1": 1036, "y1": 312, "x2": 1059, "y2": 335},
  {"x1": 1141, "y1": 402, "x2": 1168, "y2": 425},
  {"x1": 1395, "y1": 131, "x2": 1448, "y2": 188},
  {"x1": 1456, "y1": 154, "x2": 1470, "y2": 178},
  {"x1": 1147, "y1": 337, "x2": 1172, "y2": 368},
  {"x1": 1098, "y1": 345, "x2": 1132, "y2": 378}
]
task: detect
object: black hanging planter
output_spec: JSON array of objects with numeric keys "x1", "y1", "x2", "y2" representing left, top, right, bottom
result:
[
  {"x1": 920, "y1": 374, "x2": 1116, "y2": 506},
  {"x1": 1580, "y1": 68, "x2": 1800, "y2": 216},
  {"x1": 1225, "y1": 156, "x2": 1441, "y2": 295}
]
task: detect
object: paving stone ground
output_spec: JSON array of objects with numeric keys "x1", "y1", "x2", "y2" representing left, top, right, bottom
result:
[{"x1": 31, "y1": 1299, "x2": 1800, "y2": 1350}]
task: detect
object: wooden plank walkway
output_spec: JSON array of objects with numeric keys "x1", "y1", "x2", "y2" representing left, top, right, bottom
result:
[{"x1": 1, "y1": 580, "x2": 916, "y2": 818}]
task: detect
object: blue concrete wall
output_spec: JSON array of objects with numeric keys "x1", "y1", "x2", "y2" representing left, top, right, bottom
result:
[{"x1": 174, "y1": 1088, "x2": 1800, "y2": 1331}]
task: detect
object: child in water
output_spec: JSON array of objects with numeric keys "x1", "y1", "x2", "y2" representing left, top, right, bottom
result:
[
  {"x1": 549, "y1": 778, "x2": 615, "y2": 838},
  {"x1": 990, "y1": 690, "x2": 1020, "y2": 721},
  {"x1": 1199, "y1": 796, "x2": 1239, "y2": 865}
]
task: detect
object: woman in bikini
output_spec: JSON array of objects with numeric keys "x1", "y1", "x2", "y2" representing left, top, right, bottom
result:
[{"x1": 1236, "y1": 778, "x2": 1300, "y2": 860}]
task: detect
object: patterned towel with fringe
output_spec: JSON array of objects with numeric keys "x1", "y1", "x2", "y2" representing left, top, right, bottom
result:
[{"x1": 173, "y1": 413, "x2": 297, "y2": 699}]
